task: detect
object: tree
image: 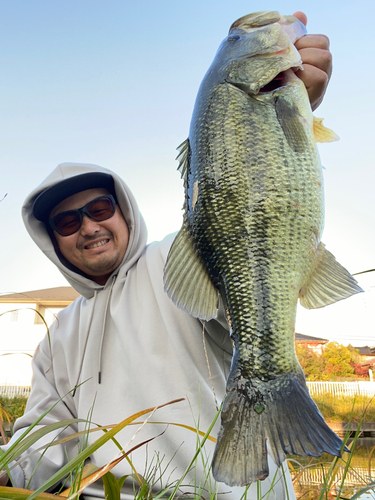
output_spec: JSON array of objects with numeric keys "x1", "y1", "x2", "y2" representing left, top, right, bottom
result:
[
  {"x1": 295, "y1": 344, "x2": 325, "y2": 381},
  {"x1": 321, "y1": 342, "x2": 355, "y2": 379},
  {"x1": 347, "y1": 344, "x2": 362, "y2": 364},
  {"x1": 296, "y1": 341, "x2": 359, "y2": 381}
]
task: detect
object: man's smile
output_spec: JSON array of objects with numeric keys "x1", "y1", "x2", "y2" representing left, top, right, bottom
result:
[{"x1": 84, "y1": 238, "x2": 110, "y2": 250}]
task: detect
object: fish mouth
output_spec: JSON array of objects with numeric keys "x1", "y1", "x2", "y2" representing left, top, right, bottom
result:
[
  {"x1": 259, "y1": 71, "x2": 287, "y2": 93},
  {"x1": 227, "y1": 68, "x2": 300, "y2": 96},
  {"x1": 258, "y1": 67, "x2": 301, "y2": 93}
]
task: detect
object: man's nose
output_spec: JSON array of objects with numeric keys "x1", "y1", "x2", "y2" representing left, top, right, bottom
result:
[{"x1": 79, "y1": 214, "x2": 102, "y2": 235}]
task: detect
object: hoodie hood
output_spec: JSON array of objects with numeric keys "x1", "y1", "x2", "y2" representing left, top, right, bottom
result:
[{"x1": 22, "y1": 162, "x2": 148, "y2": 298}]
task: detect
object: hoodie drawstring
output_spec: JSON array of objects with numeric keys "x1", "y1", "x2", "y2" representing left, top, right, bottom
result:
[
  {"x1": 72, "y1": 289, "x2": 98, "y2": 397},
  {"x1": 72, "y1": 275, "x2": 117, "y2": 396},
  {"x1": 98, "y1": 274, "x2": 116, "y2": 384}
]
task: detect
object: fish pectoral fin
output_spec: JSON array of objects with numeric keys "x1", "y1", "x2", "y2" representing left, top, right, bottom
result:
[
  {"x1": 299, "y1": 242, "x2": 363, "y2": 309},
  {"x1": 275, "y1": 95, "x2": 309, "y2": 153},
  {"x1": 163, "y1": 223, "x2": 219, "y2": 321},
  {"x1": 313, "y1": 116, "x2": 339, "y2": 143}
]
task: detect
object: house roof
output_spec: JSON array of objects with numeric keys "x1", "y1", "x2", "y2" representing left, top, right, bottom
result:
[
  {"x1": 295, "y1": 333, "x2": 329, "y2": 344},
  {"x1": 354, "y1": 345, "x2": 375, "y2": 356},
  {"x1": 0, "y1": 287, "x2": 80, "y2": 306}
]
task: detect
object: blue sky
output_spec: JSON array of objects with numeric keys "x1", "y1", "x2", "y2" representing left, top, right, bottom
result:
[{"x1": 1, "y1": 0, "x2": 374, "y2": 346}]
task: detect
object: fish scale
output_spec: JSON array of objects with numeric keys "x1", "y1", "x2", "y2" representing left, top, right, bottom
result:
[
  {"x1": 164, "y1": 10, "x2": 363, "y2": 487},
  {"x1": 193, "y1": 84, "x2": 315, "y2": 378}
]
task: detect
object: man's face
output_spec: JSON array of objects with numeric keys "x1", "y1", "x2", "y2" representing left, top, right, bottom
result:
[{"x1": 50, "y1": 188, "x2": 129, "y2": 285}]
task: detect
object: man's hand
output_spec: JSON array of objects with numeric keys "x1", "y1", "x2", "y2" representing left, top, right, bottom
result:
[
  {"x1": 0, "y1": 471, "x2": 9, "y2": 487},
  {"x1": 293, "y1": 11, "x2": 332, "y2": 111}
]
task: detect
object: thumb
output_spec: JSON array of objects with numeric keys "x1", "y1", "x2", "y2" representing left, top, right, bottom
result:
[{"x1": 293, "y1": 11, "x2": 307, "y2": 26}]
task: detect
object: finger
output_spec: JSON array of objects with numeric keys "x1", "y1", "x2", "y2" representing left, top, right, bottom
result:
[
  {"x1": 292, "y1": 11, "x2": 307, "y2": 26},
  {"x1": 294, "y1": 64, "x2": 329, "y2": 111},
  {"x1": 298, "y1": 47, "x2": 332, "y2": 79},
  {"x1": 295, "y1": 64, "x2": 329, "y2": 90},
  {"x1": 295, "y1": 34, "x2": 330, "y2": 51}
]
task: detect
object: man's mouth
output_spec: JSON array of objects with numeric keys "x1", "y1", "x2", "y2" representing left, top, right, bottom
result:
[{"x1": 85, "y1": 239, "x2": 109, "y2": 250}]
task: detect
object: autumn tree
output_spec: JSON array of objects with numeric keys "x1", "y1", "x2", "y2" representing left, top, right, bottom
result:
[
  {"x1": 347, "y1": 344, "x2": 369, "y2": 378},
  {"x1": 321, "y1": 342, "x2": 355, "y2": 379},
  {"x1": 347, "y1": 344, "x2": 361, "y2": 363},
  {"x1": 295, "y1": 344, "x2": 324, "y2": 380},
  {"x1": 296, "y1": 342, "x2": 358, "y2": 380}
]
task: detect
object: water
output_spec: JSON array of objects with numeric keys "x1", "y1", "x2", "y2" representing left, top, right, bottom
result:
[{"x1": 290, "y1": 438, "x2": 375, "y2": 499}]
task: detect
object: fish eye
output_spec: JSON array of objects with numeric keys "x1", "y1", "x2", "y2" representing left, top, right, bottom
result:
[{"x1": 227, "y1": 35, "x2": 240, "y2": 42}]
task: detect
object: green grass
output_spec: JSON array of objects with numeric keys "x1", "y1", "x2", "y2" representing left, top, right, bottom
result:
[
  {"x1": 1, "y1": 393, "x2": 374, "y2": 499},
  {"x1": 313, "y1": 394, "x2": 375, "y2": 422},
  {"x1": 0, "y1": 396, "x2": 28, "y2": 424},
  {"x1": 3, "y1": 393, "x2": 374, "y2": 427}
]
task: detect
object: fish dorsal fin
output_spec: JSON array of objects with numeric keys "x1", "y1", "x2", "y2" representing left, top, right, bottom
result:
[
  {"x1": 313, "y1": 116, "x2": 339, "y2": 143},
  {"x1": 176, "y1": 138, "x2": 190, "y2": 181},
  {"x1": 163, "y1": 222, "x2": 219, "y2": 320},
  {"x1": 299, "y1": 242, "x2": 363, "y2": 309}
]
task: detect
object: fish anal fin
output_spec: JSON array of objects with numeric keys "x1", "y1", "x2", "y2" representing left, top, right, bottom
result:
[
  {"x1": 212, "y1": 369, "x2": 346, "y2": 487},
  {"x1": 313, "y1": 116, "x2": 339, "y2": 143},
  {"x1": 299, "y1": 242, "x2": 363, "y2": 309},
  {"x1": 163, "y1": 222, "x2": 219, "y2": 321}
]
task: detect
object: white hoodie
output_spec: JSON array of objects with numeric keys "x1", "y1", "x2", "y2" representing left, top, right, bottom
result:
[{"x1": 4, "y1": 163, "x2": 295, "y2": 499}]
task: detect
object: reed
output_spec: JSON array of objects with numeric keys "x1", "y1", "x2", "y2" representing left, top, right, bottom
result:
[{"x1": 0, "y1": 395, "x2": 374, "y2": 499}]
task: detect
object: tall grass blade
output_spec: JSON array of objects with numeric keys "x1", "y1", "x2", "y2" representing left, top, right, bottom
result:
[
  {"x1": 0, "y1": 418, "x2": 88, "y2": 472},
  {"x1": 27, "y1": 399, "x2": 183, "y2": 500},
  {"x1": 101, "y1": 472, "x2": 121, "y2": 500},
  {"x1": 0, "y1": 486, "x2": 66, "y2": 500},
  {"x1": 63, "y1": 429, "x2": 168, "y2": 499},
  {"x1": 335, "y1": 422, "x2": 363, "y2": 499},
  {"x1": 167, "y1": 403, "x2": 221, "y2": 499},
  {"x1": 58, "y1": 464, "x2": 99, "y2": 497},
  {"x1": 348, "y1": 481, "x2": 375, "y2": 500},
  {"x1": 0, "y1": 380, "x2": 90, "y2": 475},
  {"x1": 369, "y1": 445, "x2": 375, "y2": 480},
  {"x1": 128, "y1": 421, "x2": 217, "y2": 443},
  {"x1": 317, "y1": 397, "x2": 357, "y2": 500}
]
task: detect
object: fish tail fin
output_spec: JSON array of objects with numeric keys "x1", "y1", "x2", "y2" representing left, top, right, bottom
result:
[
  {"x1": 212, "y1": 370, "x2": 346, "y2": 487},
  {"x1": 212, "y1": 386, "x2": 269, "y2": 486}
]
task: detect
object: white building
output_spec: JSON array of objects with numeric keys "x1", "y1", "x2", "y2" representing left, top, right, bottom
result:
[{"x1": 0, "y1": 287, "x2": 79, "y2": 386}]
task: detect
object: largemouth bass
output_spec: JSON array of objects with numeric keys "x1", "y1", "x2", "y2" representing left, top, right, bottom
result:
[{"x1": 163, "y1": 10, "x2": 362, "y2": 487}]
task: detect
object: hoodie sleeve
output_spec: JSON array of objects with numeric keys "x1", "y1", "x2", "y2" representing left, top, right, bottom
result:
[
  {"x1": 1, "y1": 341, "x2": 80, "y2": 491},
  {"x1": 157, "y1": 232, "x2": 233, "y2": 354}
]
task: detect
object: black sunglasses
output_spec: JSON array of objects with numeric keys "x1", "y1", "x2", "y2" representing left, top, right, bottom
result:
[{"x1": 49, "y1": 195, "x2": 116, "y2": 236}]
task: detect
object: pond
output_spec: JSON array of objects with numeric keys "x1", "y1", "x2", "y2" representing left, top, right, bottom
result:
[{"x1": 290, "y1": 436, "x2": 375, "y2": 499}]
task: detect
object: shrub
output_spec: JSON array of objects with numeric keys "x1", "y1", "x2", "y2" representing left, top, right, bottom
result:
[{"x1": 0, "y1": 395, "x2": 28, "y2": 424}]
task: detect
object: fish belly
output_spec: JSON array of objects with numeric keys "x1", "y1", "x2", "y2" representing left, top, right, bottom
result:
[{"x1": 187, "y1": 83, "x2": 344, "y2": 486}]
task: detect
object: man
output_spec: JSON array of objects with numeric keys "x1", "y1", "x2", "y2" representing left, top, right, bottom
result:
[{"x1": 0, "y1": 13, "x2": 332, "y2": 499}]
